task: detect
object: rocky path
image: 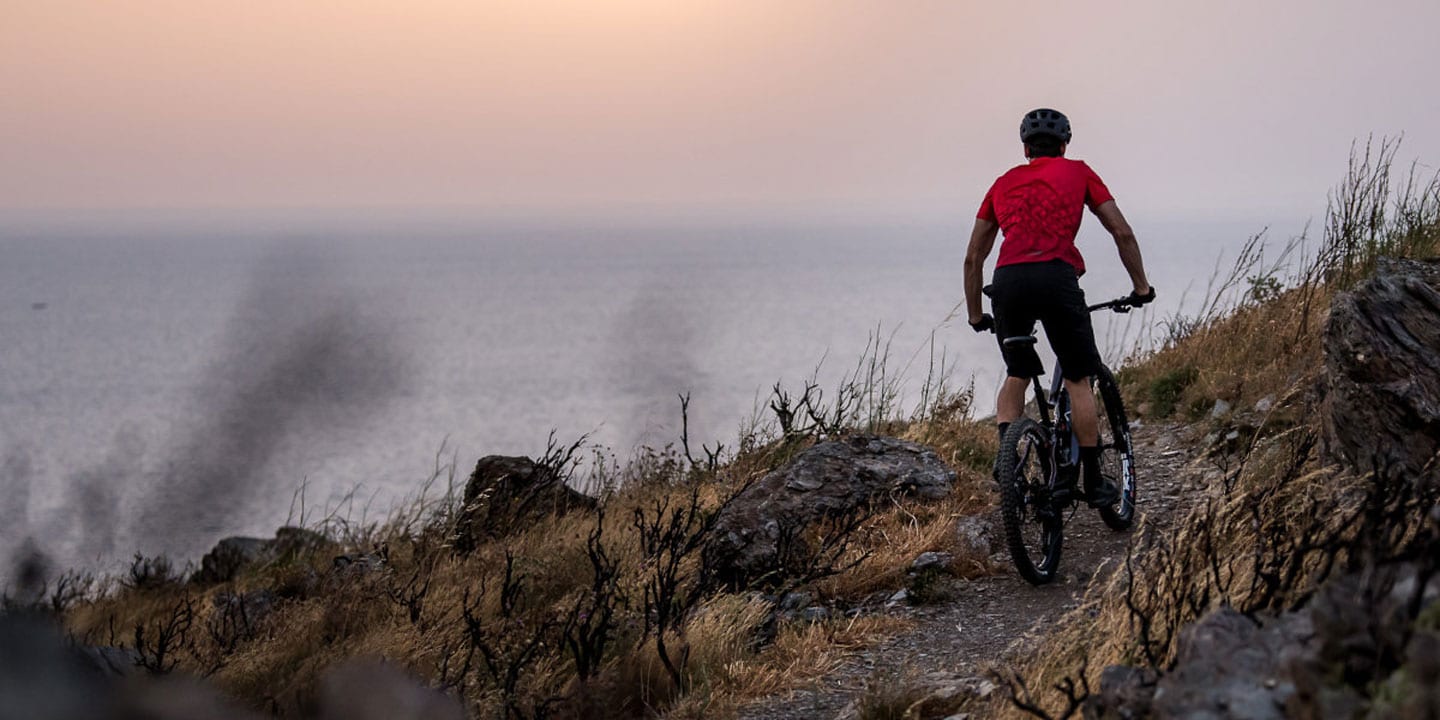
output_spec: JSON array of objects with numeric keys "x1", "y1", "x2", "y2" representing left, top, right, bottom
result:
[{"x1": 738, "y1": 422, "x2": 1206, "y2": 720}]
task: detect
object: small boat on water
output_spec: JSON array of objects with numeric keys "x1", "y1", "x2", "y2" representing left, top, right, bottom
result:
[{"x1": 31, "y1": 302, "x2": 48, "y2": 310}]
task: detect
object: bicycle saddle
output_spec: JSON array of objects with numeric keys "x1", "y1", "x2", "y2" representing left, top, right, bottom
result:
[{"x1": 1002, "y1": 336, "x2": 1038, "y2": 349}]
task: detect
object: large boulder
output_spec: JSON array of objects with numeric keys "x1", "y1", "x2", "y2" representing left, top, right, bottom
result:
[
  {"x1": 704, "y1": 435, "x2": 956, "y2": 587},
  {"x1": 452, "y1": 455, "x2": 596, "y2": 553},
  {"x1": 193, "y1": 526, "x2": 329, "y2": 584},
  {"x1": 1085, "y1": 559, "x2": 1440, "y2": 720},
  {"x1": 1322, "y1": 257, "x2": 1440, "y2": 478},
  {"x1": 1084, "y1": 609, "x2": 1309, "y2": 720}
]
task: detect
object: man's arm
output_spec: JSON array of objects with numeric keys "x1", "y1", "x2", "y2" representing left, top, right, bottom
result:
[
  {"x1": 964, "y1": 218, "x2": 1000, "y2": 324},
  {"x1": 1092, "y1": 200, "x2": 1151, "y2": 295}
]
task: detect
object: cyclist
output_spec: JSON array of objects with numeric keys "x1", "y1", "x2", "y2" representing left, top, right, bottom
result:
[{"x1": 962, "y1": 108, "x2": 1154, "y2": 508}]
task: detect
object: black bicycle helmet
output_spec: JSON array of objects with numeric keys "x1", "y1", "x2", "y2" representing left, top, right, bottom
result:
[{"x1": 1020, "y1": 108, "x2": 1072, "y2": 143}]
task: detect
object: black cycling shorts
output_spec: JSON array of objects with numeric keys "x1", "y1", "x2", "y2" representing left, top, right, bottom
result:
[{"x1": 989, "y1": 259, "x2": 1101, "y2": 382}]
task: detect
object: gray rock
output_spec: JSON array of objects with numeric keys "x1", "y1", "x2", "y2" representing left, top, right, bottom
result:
[
  {"x1": 1285, "y1": 562, "x2": 1440, "y2": 718},
  {"x1": 703, "y1": 435, "x2": 956, "y2": 586},
  {"x1": 955, "y1": 515, "x2": 998, "y2": 560},
  {"x1": 885, "y1": 588, "x2": 909, "y2": 607},
  {"x1": 1089, "y1": 557, "x2": 1440, "y2": 719},
  {"x1": 1084, "y1": 665, "x2": 1155, "y2": 719},
  {"x1": 1321, "y1": 257, "x2": 1440, "y2": 477},
  {"x1": 332, "y1": 553, "x2": 386, "y2": 574},
  {"x1": 452, "y1": 455, "x2": 596, "y2": 553},
  {"x1": 951, "y1": 676, "x2": 998, "y2": 699},
  {"x1": 1254, "y1": 395, "x2": 1275, "y2": 414},
  {"x1": 911, "y1": 551, "x2": 955, "y2": 574},
  {"x1": 800, "y1": 606, "x2": 830, "y2": 623},
  {"x1": 1151, "y1": 607, "x2": 1297, "y2": 719},
  {"x1": 193, "y1": 526, "x2": 330, "y2": 584},
  {"x1": 779, "y1": 591, "x2": 812, "y2": 612},
  {"x1": 1209, "y1": 399, "x2": 1233, "y2": 419},
  {"x1": 194, "y1": 537, "x2": 270, "y2": 584},
  {"x1": 904, "y1": 683, "x2": 968, "y2": 718}
]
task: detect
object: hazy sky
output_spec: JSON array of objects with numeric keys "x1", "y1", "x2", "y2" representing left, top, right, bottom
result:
[{"x1": 3, "y1": 0, "x2": 1438, "y2": 220}]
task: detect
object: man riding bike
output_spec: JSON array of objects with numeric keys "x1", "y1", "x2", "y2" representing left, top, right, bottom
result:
[{"x1": 963, "y1": 108, "x2": 1154, "y2": 508}]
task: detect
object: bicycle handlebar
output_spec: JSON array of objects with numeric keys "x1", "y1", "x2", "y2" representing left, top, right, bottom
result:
[{"x1": 1087, "y1": 295, "x2": 1143, "y2": 314}]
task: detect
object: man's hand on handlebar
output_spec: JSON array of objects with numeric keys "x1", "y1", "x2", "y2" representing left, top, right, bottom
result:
[
  {"x1": 1089, "y1": 287, "x2": 1158, "y2": 313},
  {"x1": 969, "y1": 313, "x2": 994, "y2": 334},
  {"x1": 1127, "y1": 286, "x2": 1156, "y2": 307}
]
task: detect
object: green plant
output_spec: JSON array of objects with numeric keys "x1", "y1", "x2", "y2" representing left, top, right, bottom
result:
[{"x1": 1147, "y1": 366, "x2": 1199, "y2": 417}]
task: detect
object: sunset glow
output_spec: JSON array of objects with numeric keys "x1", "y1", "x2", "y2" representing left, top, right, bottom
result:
[{"x1": 4, "y1": 1, "x2": 1439, "y2": 216}]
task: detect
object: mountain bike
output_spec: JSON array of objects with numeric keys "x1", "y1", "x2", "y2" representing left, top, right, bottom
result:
[{"x1": 994, "y1": 294, "x2": 1141, "y2": 585}]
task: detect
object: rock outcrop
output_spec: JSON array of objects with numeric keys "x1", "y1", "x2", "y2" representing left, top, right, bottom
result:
[
  {"x1": 193, "y1": 526, "x2": 329, "y2": 584},
  {"x1": 452, "y1": 455, "x2": 596, "y2": 552},
  {"x1": 1086, "y1": 545, "x2": 1440, "y2": 719},
  {"x1": 1322, "y1": 257, "x2": 1440, "y2": 478},
  {"x1": 704, "y1": 435, "x2": 956, "y2": 587},
  {"x1": 1087, "y1": 260, "x2": 1440, "y2": 719}
]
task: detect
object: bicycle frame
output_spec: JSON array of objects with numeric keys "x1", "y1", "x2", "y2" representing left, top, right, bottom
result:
[
  {"x1": 991, "y1": 292, "x2": 1146, "y2": 584},
  {"x1": 1029, "y1": 364, "x2": 1080, "y2": 482}
]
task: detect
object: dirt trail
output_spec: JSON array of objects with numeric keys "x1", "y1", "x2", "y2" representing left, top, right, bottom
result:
[{"x1": 739, "y1": 422, "x2": 1206, "y2": 720}]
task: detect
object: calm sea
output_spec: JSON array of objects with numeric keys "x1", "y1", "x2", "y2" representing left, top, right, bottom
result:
[{"x1": 0, "y1": 214, "x2": 1278, "y2": 577}]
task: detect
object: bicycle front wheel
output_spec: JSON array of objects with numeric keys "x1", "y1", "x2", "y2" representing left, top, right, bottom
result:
[
  {"x1": 998, "y1": 418, "x2": 1063, "y2": 585},
  {"x1": 1094, "y1": 365, "x2": 1137, "y2": 531}
]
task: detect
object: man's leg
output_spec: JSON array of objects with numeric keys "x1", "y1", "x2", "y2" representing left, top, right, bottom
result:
[
  {"x1": 1063, "y1": 377, "x2": 1098, "y2": 445},
  {"x1": 997, "y1": 376, "x2": 1029, "y2": 424},
  {"x1": 994, "y1": 374, "x2": 1028, "y2": 443},
  {"x1": 1064, "y1": 376, "x2": 1117, "y2": 506}
]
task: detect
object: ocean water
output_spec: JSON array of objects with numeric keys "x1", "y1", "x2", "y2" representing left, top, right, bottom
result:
[{"x1": 0, "y1": 215, "x2": 1278, "y2": 576}]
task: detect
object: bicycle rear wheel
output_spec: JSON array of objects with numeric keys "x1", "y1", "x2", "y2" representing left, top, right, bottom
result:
[
  {"x1": 1094, "y1": 365, "x2": 1137, "y2": 531},
  {"x1": 998, "y1": 418, "x2": 1063, "y2": 585}
]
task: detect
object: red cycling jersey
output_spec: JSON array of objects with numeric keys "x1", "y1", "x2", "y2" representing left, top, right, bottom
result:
[{"x1": 977, "y1": 157, "x2": 1114, "y2": 275}]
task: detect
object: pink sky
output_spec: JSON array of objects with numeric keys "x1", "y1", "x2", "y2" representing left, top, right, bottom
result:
[{"x1": 3, "y1": 0, "x2": 1438, "y2": 218}]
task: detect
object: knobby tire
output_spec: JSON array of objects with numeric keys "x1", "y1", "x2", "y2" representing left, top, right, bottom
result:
[
  {"x1": 1094, "y1": 365, "x2": 1137, "y2": 531},
  {"x1": 998, "y1": 418, "x2": 1063, "y2": 585}
]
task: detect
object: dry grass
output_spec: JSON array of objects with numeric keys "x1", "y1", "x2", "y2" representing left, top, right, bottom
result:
[
  {"x1": 812, "y1": 491, "x2": 994, "y2": 602},
  {"x1": 1120, "y1": 137, "x2": 1438, "y2": 429},
  {"x1": 1117, "y1": 283, "x2": 1327, "y2": 430},
  {"x1": 46, "y1": 338, "x2": 997, "y2": 718},
  {"x1": 665, "y1": 609, "x2": 910, "y2": 719}
]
